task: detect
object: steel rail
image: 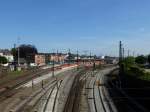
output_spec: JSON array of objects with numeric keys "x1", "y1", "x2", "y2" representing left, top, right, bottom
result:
[
  {"x1": 10, "y1": 79, "x2": 57, "y2": 112},
  {"x1": 43, "y1": 80, "x2": 62, "y2": 112}
]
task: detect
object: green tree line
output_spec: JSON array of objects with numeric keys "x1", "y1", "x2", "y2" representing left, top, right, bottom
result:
[{"x1": 0, "y1": 56, "x2": 8, "y2": 64}]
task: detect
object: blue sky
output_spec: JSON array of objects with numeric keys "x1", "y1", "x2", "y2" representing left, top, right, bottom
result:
[{"x1": 0, "y1": 0, "x2": 150, "y2": 56}]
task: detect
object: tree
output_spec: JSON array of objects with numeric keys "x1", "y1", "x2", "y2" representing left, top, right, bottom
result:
[
  {"x1": 124, "y1": 56, "x2": 135, "y2": 67},
  {"x1": 135, "y1": 55, "x2": 146, "y2": 64},
  {"x1": 0, "y1": 56, "x2": 8, "y2": 64},
  {"x1": 147, "y1": 54, "x2": 150, "y2": 64},
  {"x1": 12, "y1": 44, "x2": 38, "y2": 64},
  {"x1": 11, "y1": 48, "x2": 17, "y2": 61}
]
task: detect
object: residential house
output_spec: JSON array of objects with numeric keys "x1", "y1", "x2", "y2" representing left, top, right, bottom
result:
[
  {"x1": 35, "y1": 54, "x2": 46, "y2": 66},
  {"x1": 0, "y1": 49, "x2": 14, "y2": 63},
  {"x1": 49, "y1": 53, "x2": 67, "y2": 64}
]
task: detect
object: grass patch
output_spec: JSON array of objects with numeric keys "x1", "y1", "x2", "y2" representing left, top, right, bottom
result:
[{"x1": 125, "y1": 65, "x2": 150, "y2": 81}]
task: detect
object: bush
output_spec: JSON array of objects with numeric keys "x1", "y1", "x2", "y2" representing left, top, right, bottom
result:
[
  {"x1": 0, "y1": 56, "x2": 8, "y2": 64},
  {"x1": 135, "y1": 55, "x2": 146, "y2": 64},
  {"x1": 128, "y1": 66, "x2": 144, "y2": 77}
]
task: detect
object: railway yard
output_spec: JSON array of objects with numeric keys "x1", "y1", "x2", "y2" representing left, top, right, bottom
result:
[
  {"x1": 0, "y1": 64, "x2": 145, "y2": 112},
  {"x1": 1, "y1": 0, "x2": 150, "y2": 112}
]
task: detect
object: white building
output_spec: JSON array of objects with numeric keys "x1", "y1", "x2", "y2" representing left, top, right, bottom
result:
[
  {"x1": 0, "y1": 49, "x2": 14, "y2": 63},
  {"x1": 4, "y1": 55, "x2": 14, "y2": 62}
]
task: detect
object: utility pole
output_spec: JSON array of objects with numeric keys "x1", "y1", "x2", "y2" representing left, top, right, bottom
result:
[
  {"x1": 90, "y1": 52, "x2": 92, "y2": 64},
  {"x1": 52, "y1": 50, "x2": 55, "y2": 77},
  {"x1": 14, "y1": 44, "x2": 16, "y2": 49},
  {"x1": 93, "y1": 54, "x2": 96, "y2": 71},
  {"x1": 83, "y1": 50, "x2": 88, "y2": 65},
  {"x1": 128, "y1": 50, "x2": 130, "y2": 57},
  {"x1": 133, "y1": 51, "x2": 135, "y2": 57},
  {"x1": 77, "y1": 50, "x2": 79, "y2": 70},
  {"x1": 122, "y1": 48, "x2": 125, "y2": 59},
  {"x1": 57, "y1": 49, "x2": 59, "y2": 64},
  {"x1": 89, "y1": 52, "x2": 93, "y2": 76},
  {"x1": 119, "y1": 41, "x2": 123, "y2": 88},
  {"x1": 13, "y1": 44, "x2": 17, "y2": 71},
  {"x1": 68, "y1": 49, "x2": 71, "y2": 65},
  {"x1": 119, "y1": 41, "x2": 123, "y2": 63},
  {"x1": 17, "y1": 37, "x2": 20, "y2": 67}
]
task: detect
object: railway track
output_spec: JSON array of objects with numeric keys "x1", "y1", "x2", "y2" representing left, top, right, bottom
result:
[
  {"x1": 88, "y1": 67, "x2": 118, "y2": 112},
  {"x1": 0, "y1": 70, "x2": 56, "y2": 104},
  {"x1": 42, "y1": 80, "x2": 62, "y2": 112},
  {"x1": 94, "y1": 80, "x2": 107, "y2": 112},
  {"x1": 88, "y1": 74, "x2": 107, "y2": 112},
  {"x1": 0, "y1": 65, "x2": 76, "y2": 102},
  {"x1": 8, "y1": 78, "x2": 58, "y2": 112},
  {"x1": 7, "y1": 78, "x2": 64, "y2": 112},
  {"x1": 0, "y1": 66, "x2": 60, "y2": 99},
  {"x1": 63, "y1": 69, "x2": 92, "y2": 112}
]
